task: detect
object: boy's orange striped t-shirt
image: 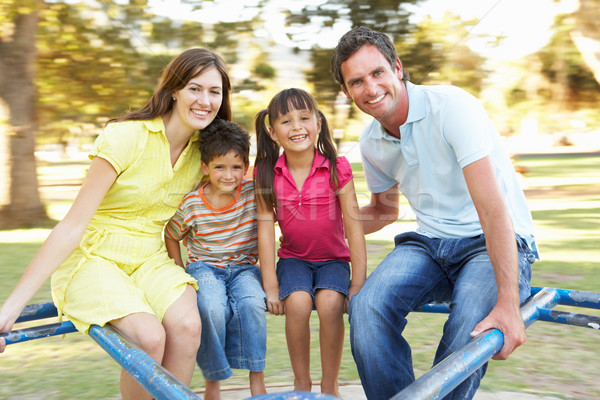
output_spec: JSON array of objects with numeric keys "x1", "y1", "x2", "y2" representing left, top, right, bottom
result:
[{"x1": 164, "y1": 179, "x2": 258, "y2": 268}]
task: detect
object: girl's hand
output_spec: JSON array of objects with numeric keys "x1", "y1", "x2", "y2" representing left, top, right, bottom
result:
[
  {"x1": 345, "y1": 284, "x2": 363, "y2": 314},
  {"x1": 265, "y1": 288, "x2": 285, "y2": 315}
]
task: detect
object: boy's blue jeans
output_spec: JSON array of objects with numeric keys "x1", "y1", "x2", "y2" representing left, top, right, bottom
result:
[
  {"x1": 349, "y1": 232, "x2": 534, "y2": 400},
  {"x1": 186, "y1": 261, "x2": 267, "y2": 381}
]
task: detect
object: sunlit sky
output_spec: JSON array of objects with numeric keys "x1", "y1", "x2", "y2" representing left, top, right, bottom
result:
[{"x1": 148, "y1": 0, "x2": 578, "y2": 60}]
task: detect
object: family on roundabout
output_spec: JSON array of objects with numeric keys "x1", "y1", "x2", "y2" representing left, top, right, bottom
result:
[{"x1": 0, "y1": 26, "x2": 537, "y2": 400}]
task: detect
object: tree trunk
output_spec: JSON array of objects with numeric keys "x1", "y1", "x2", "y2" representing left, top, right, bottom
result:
[
  {"x1": 571, "y1": 0, "x2": 600, "y2": 85},
  {"x1": 0, "y1": 5, "x2": 48, "y2": 228}
]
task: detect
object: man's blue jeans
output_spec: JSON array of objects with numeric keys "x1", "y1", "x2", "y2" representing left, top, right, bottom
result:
[
  {"x1": 349, "y1": 232, "x2": 534, "y2": 400},
  {"x1": 186, "y1": 262, "x2": 267, "y2": 381}
]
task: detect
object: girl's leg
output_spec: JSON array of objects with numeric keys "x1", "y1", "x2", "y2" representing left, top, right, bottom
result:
[
  {"x1": 110, "y1": 312, "x2": 168, "y2": 400},
  {"x1": 314, "y1": 289, "x2": 345, "y2": 396},
  {"x1": 204, "y1": 380, "x2": 220, "y2": 400},
  {"x1": 249, "y1": 371, "x2": 266, "y2": 396},
  {"x1": 283, "y1": 290, "x2": 314, "y2": 391}
]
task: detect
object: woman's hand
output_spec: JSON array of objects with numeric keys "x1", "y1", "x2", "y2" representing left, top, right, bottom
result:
[{"x1": 0, "y1": 303, "x2": 21, "y2": 353}]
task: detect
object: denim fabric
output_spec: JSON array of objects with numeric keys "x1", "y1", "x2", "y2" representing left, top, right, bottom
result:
[
  {"x1": 349, "y1": 232, "x2": 534, "y2": 400},
  {"x1": 276, "y1": 258, "x2": 351, "y2": 301},
  {"x1": 186, "y1": 262, "x2": 267, "y2": 381}
]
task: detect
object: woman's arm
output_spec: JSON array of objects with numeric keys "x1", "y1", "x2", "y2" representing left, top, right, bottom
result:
[
  {"x1": 257, "y1": 202, "x2": 284, "y2": 315},
  {"x1": 0, "y1": 157, "x2": 117, "y2": 351},
  {"x1": 339, "y1": 179, "x2": 367, "y2": 309}
]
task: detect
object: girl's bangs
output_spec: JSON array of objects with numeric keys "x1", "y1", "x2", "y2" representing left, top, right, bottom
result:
[{"x1": 270, "y1": 89, "x2": 317, "y2": 120}]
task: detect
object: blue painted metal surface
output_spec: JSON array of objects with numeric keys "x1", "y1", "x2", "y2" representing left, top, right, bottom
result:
[
  {"x1": 537, "y1": 309, "x2": 600, "y2": 329},
  {"x1": 15, "y1": 302, "x2": 58, "y2": 323},
  {"x1": 87, "y1": 324, "x2": 201, "y2": 400},
  {"x1": 249, "y1": 391, "x2": 340, "y2": 400},
  {"x1": 0, "y1": 321, "x2": 77, "y2": 344},
  {"x1": 390, "y1": 329, "x2": 504, "y2": 400}
]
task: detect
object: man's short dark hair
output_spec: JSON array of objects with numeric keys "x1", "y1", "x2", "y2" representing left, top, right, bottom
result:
[{"x1": 331, "y1": 26, "x2": 409, "y2": 89}]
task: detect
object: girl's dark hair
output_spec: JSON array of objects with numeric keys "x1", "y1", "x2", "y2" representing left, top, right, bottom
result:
[
  {"x1": 254, "y1": 88, "x2": 338, "y2": 212},
  {"x1": 107, "y1": 48, "x2": 232, "y2": 124}
]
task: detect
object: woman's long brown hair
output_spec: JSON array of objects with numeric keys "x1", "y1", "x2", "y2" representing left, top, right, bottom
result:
[{"x1": 107, "y1": 48, "x2": 232, "y2": 125}]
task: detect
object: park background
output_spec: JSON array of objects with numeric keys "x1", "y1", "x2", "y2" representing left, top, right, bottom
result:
[{"x1": 1, "y1": 0, "x2": 599, "y2": 399}]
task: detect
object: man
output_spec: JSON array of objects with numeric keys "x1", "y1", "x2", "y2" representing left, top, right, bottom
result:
[{"x1": 331, "y1": 27, "x2": 538, "y2": 400}]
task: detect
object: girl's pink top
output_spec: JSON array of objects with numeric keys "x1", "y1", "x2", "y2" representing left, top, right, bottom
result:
[{"x1": 274, "y1": 149, "x2": 353, "y2": 262}]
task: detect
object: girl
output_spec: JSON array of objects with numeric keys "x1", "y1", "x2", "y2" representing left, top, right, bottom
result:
[
  {"x1": 0, "y1": 48, "x2": 232, "y2": 400},
  {"x1": 254, "y1": 88, "x2": 366, "y2": 396}
]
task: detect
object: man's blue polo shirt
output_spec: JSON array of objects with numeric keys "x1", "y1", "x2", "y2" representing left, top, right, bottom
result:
[{"x1": 359, "y1": 82, "x2": 537, "y2": 256}]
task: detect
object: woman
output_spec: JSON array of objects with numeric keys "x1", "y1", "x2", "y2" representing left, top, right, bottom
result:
[{"x1": 0, "y1": 48, "x2": 232, "y2": 400}]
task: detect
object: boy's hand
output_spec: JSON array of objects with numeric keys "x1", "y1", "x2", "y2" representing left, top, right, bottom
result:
[{"x1": 264, "y1": 288, "x2": 284, "y2": 315}]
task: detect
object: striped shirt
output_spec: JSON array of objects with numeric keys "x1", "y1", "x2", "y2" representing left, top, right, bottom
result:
[{"x1": 164, "y1": 179, "x2": 258, "y2": 268}]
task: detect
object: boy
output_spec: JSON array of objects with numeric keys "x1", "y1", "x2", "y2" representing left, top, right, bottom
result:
[{"x1": 165, "y1": 119, "x2": 267, "y2": 399}]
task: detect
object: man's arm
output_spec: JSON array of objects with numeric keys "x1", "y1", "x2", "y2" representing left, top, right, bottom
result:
[
  {"x1": 359, "y1": 184, "x2": 400, "y2": 235},
  {"x1": 463, "y1": 156, "x2": 525, "y2": 360}
]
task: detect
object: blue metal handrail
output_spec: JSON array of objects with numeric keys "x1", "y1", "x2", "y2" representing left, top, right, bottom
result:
[
  {"x1": 88, "y1": 324, "x2": 200, "y2": 400},
  {"x1": 392, "y1": 287, "x2": 600, "y2": 400}
]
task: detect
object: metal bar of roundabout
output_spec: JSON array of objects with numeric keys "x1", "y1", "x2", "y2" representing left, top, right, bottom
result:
[{"x1": 2, "y1": 287, "x2": 599, "y2": 400}]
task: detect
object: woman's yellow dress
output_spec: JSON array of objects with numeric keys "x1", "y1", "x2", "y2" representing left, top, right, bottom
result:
[{"x1": 51, "y1": 117, "x2": 202, "y2": 333}]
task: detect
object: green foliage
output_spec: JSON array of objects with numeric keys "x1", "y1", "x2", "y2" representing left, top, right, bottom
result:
[
  {"x1": 538, "y1": 15, "x2": 600, "y2": 102},
  {"x1": 285, "y1": 0, "x2": 424, "y2": 111},
  {"x1": 396, "y1": 12, "x2": 486, "y2": 94},
  {"x1": 4, "y1": 0, "x2": 600, "y2": 153},
  {"x1": 285, "y1": 2, "x2": 486, "y2": 115},
  {"x1": 27, "y1": 0, "x2": 258, "y2": 144},
  {"x1": 35, "y1": 2, "x2": 167, "y2": 141},
  {"x1": 254, "y1": 61, "x2": 275, "y2": 79},
  {"x1": 307, "y1": 48, "x2": 344, "y2": 111},
  {"x1": 285, "y1": 0, "x2": 420, "y2": 39}
]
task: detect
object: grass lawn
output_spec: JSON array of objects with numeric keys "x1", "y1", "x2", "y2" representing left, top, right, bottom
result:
[{"x1": 0, "y1": 153, "x2": 599, "y2": 399}]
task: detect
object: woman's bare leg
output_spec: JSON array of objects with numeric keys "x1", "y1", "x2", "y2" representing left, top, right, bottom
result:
[
  {"x1": 111, "y1": 312, "x2": 167, "y2": 400},
  {"x1": 161, "y1": 284, "x2": 202, "y2": 385}
]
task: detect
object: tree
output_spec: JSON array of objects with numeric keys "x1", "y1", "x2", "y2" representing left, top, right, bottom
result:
[
  {"x1": 570, "y1": 0, "x2": 600, "y2": 85},
  {"x1": 284, "y1": 0, "x2": 422, "y2": 109},
  {"x1": 396, "y1": 12, "x2": 486, "y2": 95},
  {"x1": 537, "y1": 13, "x2": 600, "y2": 106},
  {"x1": 0, "y1": 0, "x2": 47, "y2": 228},
  {"x1": 0, "y1": 0, "x2": 249, "y2": 228}
]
